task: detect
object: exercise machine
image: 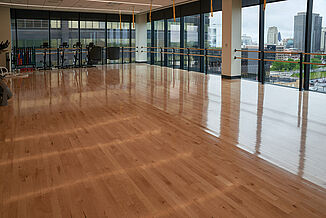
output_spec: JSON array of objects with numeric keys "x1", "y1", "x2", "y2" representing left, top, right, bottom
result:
[
  {"x1": 0, "y1": 41, "x2": 13, "y2": 106},
  {"x1": 39, "y1": 42, "x2": 51, "y2": 70},
  {"x1": 73, "y1": 42, "x2": 82, "y2": 68},
  {"x1": 58, "y1": 42, "x2": 69, "y2": 69},
  {"x1": 86, "y1": 42, "x2": 102, "y2": 67}
]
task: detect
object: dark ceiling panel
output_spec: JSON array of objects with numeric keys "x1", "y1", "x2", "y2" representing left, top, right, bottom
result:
[
  {"x1": 148, "y1": 0, "x2": 286, "y2": 21},
  {"x1": 51, "y1": 11, "x2": 79, "y2": 20},
  {"x1": 10, "y1": 8, "x2": 131, "y2": 22}
]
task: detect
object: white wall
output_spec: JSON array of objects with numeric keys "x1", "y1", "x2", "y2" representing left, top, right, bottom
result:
[
  {"x1": 222, "y1": 0, "x2": 242, "y2": 78},
  {"x1": 135, "y1": 14, "x2": 147, "y2": 63},
  {"x1": 0, "y1": 7, "x2": 11, "y2": 69}
]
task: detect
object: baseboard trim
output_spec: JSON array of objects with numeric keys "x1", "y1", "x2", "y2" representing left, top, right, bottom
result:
[
  {"x1": 135, "y1": 61, "x2": 148, "y2": 64},
  {"x1": 221, "y1": 75, "x2": 241, "y2": 80}
]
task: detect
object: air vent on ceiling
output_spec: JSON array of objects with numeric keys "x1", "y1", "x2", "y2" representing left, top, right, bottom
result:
[
  {"x1": 47, "y1": 0, "x2": 63, "y2": 4},
  {"x1": 106, "y1": 2, "x2": 122, "y2": 7}
]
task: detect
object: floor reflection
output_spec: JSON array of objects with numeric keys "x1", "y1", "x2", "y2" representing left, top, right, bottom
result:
[{"x1": 3, "y1": 63, "x2": 326, "y2": 189}]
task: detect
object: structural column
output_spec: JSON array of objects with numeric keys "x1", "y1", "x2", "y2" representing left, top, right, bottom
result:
[
  {"x1": 221, "y1": 0, "x2": 242, "y2": 79},
  {"x1": 135, "y1": 14, "x2": 147, "y2": 63},
  {"x1": 0, "y1": 7, "x2": 11, "y2": 71}
]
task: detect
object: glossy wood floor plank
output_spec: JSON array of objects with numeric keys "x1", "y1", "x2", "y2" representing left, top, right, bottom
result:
[{"x1": 0, "y1": 64, "x2": 326, "y2": 217}]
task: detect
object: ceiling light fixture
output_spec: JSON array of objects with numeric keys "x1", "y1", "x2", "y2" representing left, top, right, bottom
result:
[
  {"x1": 0, "y1": 2, "x2": 139, "y2": 13},
  {"x1": 87, "y1": 0, "x2": 162, "y2": 7}
]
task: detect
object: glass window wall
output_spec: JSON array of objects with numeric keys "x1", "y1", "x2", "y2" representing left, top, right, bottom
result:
[
  {"x1": 264, "y1": 0, "x2": 307, "y2": 88},
  {"x1": 309, "y1": 0, "x2": 326, "y2": 92},
  {"x1": 147, "y1": 22, "x2": 151, "y2": 64},
  {"x1": 167, "y1": 18, "x2": 180, "y2": 68},
  {"x1": 107, "y1": 22, "x2": 130, "y2": 64},
  {"x1": 50, "y1": 20, "x2": 79, "y2": 67},
  {"x1": 81, "y1": 20, "x2": 105, "y2": 64},
  {"x1": 205, "y1": 12, "x2": 222, "y2": 74},
  {"x1": 16, "y1": 18, "x2": 49, "y2": 68},
  {"x1": 241, "y1": 6, "x2": 259, "y2": 80},
  {"x1": 154, "y1": 20, "x2": 165, "y2": 65},
  {"x1": 185, "y1": 15, "x2": 200, "y2": 72}
]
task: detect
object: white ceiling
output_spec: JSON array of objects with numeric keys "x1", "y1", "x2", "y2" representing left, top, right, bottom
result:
[{"x1": 0, "y1": 0, "x2": 197, "y2": 14}]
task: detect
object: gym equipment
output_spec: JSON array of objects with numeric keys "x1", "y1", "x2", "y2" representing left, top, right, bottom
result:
[
  {"x1": 73, "y1": 42, "x2": 82, "y2": 68},
  {"x1": 107, "y1": 47, "x2": 120, "y2": 60},
  {"x1": 86, "y1": 42, "x2": 102, "y2": 67},
  {"x1": 0, "y1": 40, "x2": 10, "y2": 51},
  {"x1": 0, "y1": 41, "x2": 13, "y2": 106},
  {"x1": 39, "y1": 42, "x2": 51, "y2": 70},
  {"x1": 0, "y1": 67, "x2": 9, "y2": 77},
  {"x1": 13, "y1": 47, "x2": 36, "y2": 69},
  {"x1": 0, "y1": 41, "x2": 10, "y2": 71},
  {"x1": 58, "y1": 42, "x2": 69, "y2": 69},
  {"x1": 0, "y1": 78, "x2": 12, "y2": 106}
]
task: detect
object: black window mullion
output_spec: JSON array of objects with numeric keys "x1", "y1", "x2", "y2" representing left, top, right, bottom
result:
[
  {"x1": 105, "y1": 14, "x2": 108, "y2": 64},
  {"x1": 49, "y1": 11, "x2": 51, "y2": 68},
  {"x1": 258, "y1": 0, "x2": 265, "y2": 83},
  {"x1": 164, "y1": 19, "x2": 168, "y2": 67},
  {"x1": 129, "y1": 19, "x2": 132, "y2": 63},
  {"x1": 180, "y1": 17, "x2": 185, "y2": 69},
  {"x1": 199, "y1": 13, "x2": 204, "y2": 73},
  {"x1": 151, "y1": 20, "x2": 154, "y2": 65},
  {"x1": 304, "y1": 0, "x2": 313, "y2": 90}
]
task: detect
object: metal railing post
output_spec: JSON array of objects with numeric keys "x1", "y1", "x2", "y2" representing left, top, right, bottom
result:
[
  {"x1": 172, "y1": 48, "x2": 175, "y2": 69},
  {"x1": 57, "y1": 48, "x2": 59, "y2": 67},
  {"x1": 205, "y1": 48, "x2": 208, "y2": 74},
  {"x1": 261, "y1": 50, "x2": 265, "y2": 84},
  {"x1": 161, "y1": 47, "x2": 163, "y2": 67},
  {"x1": 299, "y1": 52, "x2": 303, "y2": 91},
  {"x1": 187, "y1": 48, "x2": 190, "y2": 71},
  {"x1": 121, "y1": 47, "x2": 124, "y2": 64},
  {"x1": 102, "y1": 47, "x2": 104, "y2": 65}
]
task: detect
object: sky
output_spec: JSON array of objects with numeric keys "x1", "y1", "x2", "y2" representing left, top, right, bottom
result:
[{"x1": 240, "y1": 0, "x2": 326, "y2": 43}]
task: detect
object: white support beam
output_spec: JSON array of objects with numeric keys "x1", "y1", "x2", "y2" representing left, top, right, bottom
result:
[
  {"x1": 222, "y1": 0, "x2": 242, "y2": 78},
  {"x1": 135, "y1": 14, "x2": 147, "y2": 63}
]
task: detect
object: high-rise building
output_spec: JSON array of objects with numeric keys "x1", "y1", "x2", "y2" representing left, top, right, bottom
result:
[
  {"x1": 208, "y1": 13, "x2": 222, "y2": 48},
  {"x1": 242, "y1": 35, "x2": 253, "y2": 46},
  {"x1": 267, "y1": 26, "x2": 278, "y2": 45},
  {"x1": 294, "y1": 12, "x2": 322, "y2": 52},
  {"x1": 321, "y1": 27, "x2": 326, "y2": 52}
]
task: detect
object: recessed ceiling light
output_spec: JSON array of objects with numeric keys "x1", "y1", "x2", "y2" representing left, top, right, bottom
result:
[
  {"x1": 0, "y1": 2, "x2": 139, "y2": 13},
  {"x1": 87, "y1": 0, "x2": 162, "y2": 7}
]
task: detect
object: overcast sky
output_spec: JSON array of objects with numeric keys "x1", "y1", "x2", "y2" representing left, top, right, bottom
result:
[{"x1": 241, "y1": 0, "x2": 326, "y2": 43}]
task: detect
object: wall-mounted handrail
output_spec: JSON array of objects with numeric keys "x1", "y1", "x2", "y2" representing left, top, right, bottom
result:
[
  {"x1": 235, "y1": 49, "x2": 303, "y2": 55},
  {"x1": 120, "y1": 46, "x2": 137, "y2": 49},
  {"x1": 206, "y1": 48, "x2": 222, "y2": 52},
  {"x1": 235, "y1": 49, "x2": 261, "y2": 53},
  {"x1": 206, "y1": 55, "x2": 222, "y2": 58},
  {"x1": 234, "y1": 57, "x2": 261, "y2": 61},
  {"x1": 235, "y1": 49, "x2": 326, "y2": 91},
  {"x1": 303, "y1": 52, "x2": 326, "y2": 56},
  {"x1": 141, "y1": 46, "x2": 222, "y2": 74},
  {"x1": 141, "y1": 46, "x2": 222, "y2": 53},
  {"x1": 302, "y1": 62, "x2": 326, "y2": 66}
]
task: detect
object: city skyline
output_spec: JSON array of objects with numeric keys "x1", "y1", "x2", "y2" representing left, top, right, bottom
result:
[{"x1": 242, "y1": 0, "x2": 326, "y2": 44}]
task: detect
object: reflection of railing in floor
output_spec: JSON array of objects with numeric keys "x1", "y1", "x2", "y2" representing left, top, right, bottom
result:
[
  {"x1": 12, "y1": 46, "x2": 138, "y2": 69},
  {"x1": 235, "y1": 49, "x2": 326, "y2": 92},
  {"x1": 141, "y1": 46, "x2": 222, "y2": 74}
]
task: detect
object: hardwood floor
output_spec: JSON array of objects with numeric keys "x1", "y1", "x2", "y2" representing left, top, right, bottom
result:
[{"x1": 1, "y1": 63, "x2": 326, "y2": 217}]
